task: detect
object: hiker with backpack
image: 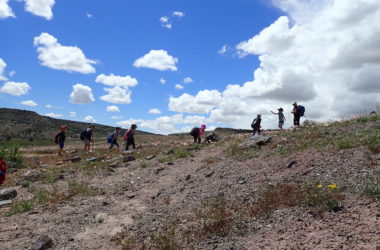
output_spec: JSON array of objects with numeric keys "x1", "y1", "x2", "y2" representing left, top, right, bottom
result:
[
  {"x1": 291, "y1": 102, "x2": 305, "y2": 126},
  {"x1": 271, "y1": 108, "x2": 286, "y2": 130},
  {"x1": 81, "y1": 125, "x2": 95, "y2": 152},
  {"x1": 55, "y1": 125, "x2": 68, "y2": 156},
  {"x1": 251, "y1": 114, "x2": 262, "y2": 136},
  {"x1": 0, "y1": 157, "x2": 6, "y2": 186},
  {"x1": 124, "y1": 124, "x2": 137, "y2": 151},
  {"x1": 190, "y1": 124, "x2": 206, "y2": 144},
  {"x1": 108, "y1": 127, "x2": 121, "y2": 151}
]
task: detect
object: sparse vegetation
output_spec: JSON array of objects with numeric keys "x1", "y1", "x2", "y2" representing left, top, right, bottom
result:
[
  {"x1": 226, "y1": 142, "x2": 260, "y2": 161},
  {"x1": 140, "y1": 161, "x2": 150, "y2": 168},
  {"x1": 5, "y1": 200, "x2": 33, "y2": 216},
  {"x1": 0, "y1": 142, "x2": 24, "y2": 168},
  {"x1": 363, "y1": 175, "x2": 380, "y2": 201}
]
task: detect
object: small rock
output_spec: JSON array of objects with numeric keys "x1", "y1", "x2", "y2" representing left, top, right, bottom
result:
[
  {"x1": 20, "y1": 170, "x2": 44, "y2": 182},
  {"x1": 205, "y1": 170, "x2": 215, "y2": 178},
  {"x1": 58, "y1": 175, "x2": 65, "y2": 180},
  {"x1": 63, "y1": 156, "x2": 81, "y2": 163},
  {"x1": 55, "y1": 162, "x2": 64, "y2": 165},
  {"x1": 185, "y1": 175, "x2": 191, "y2": 181},
  {"x1": 68, "y1": 238, "x2": 74, "y2": 242},
  {"x1": 286, "y1": 160, "x2": 297, "y2": 168},
  {"x1": 7, "y1": 168, "x2": 18, "y2": 173},
  {"x1": 123, "y1": 156, "x2": 136, "y2": 163},
  {"x1": 67, "y1": 150, "x2": 77, "y2": 154},
  {"x1": 0, "y1": 187, "x2": 17, "y2": 200},
  {"x1": 127, "y1": 194, "x2": 136, "y2": 199},
  {"x1": 31, "y1": 235, "x2": 53, "y2": 250},
  {"x1": 102, "y1": 201, "x2": 110, "y2": 206},
  {"x1": 123, "y1": 150, "x2": 135, "y2": 154},
  {"x1": 86, "y1": 157, "x2": 99, "y2": 162},
  {"x1": 155, "y1": 167, "x2": 165, "y2": 174},
  {"x1": 238, "y1": 178, "x2": 247, "y2": 185},
  {"x1": 40, "y1": 164, "x2": 50, "y2": 169},
  {"x1": 0, "y1": 200, "x2": 12, "y2": 207},
  {"x1": 109, "y1": 162, "x2": 119, "y2": 168},
  {"x1": 95, "y1": 213, "x2": 107, "y2": 223},
  {"x1": 167, "y1": 162, "x2": 174, "y2": 166},
  {"x1": 145, "y1": 155, "x2": 156, "y2": 160}
]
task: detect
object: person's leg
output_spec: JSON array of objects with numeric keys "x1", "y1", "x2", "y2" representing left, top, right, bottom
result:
[
  {"x1": 197, "y1": 136, "x2": 201, "y2": 144},
  {"x1": 115, "y1": 141, "x2": 120, "y2": 149},
  {"x1": 131, "y1": 138, "x2": 136, "y2": 149},
  {"x1": 295, "y1": 115, "x2": 300, "y2": 126},
  {"x1": 252, "y1": 128, "x2": 256, "y2": 136}
]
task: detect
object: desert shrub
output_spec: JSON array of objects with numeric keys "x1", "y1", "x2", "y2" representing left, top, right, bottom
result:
[
  {"x1": 5, "y1": 200, "x2": 33, "y2": 216},
  {"x1": 140, "y1": 161, "x2": 150, "y2": 168},
  {"x1": 363, "y1": 176, "x2": 380, "y2": 201},
  {"x1": 0, "y1": 142, "x2": 24, "y2": 168},
  {"x1": 338, "y1": 138, "x2": 352, "y2": 149}
]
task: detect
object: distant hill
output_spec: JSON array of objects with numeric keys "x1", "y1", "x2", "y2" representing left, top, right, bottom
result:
[{"x1": 0, "y1": 108, "x2": 157, "y2": 141}]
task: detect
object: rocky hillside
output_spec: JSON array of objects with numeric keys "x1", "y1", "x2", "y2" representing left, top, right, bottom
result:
[
  {"x1": 0, "y1": 108, "x2": 156, "y2": 141},
  {"x1": 0, "y1": 114, "x2": 379, "y2": 249}
]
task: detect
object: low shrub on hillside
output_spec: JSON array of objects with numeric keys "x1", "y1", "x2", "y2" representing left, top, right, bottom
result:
[{"x1": 0, "y1": 142, "x2": 24, "y2": 168}]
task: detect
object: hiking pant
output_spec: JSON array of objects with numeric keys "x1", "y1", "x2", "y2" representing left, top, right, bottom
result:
[
  {"x1": 125, "y1": 137, "x2": 135, "y2": 150},
  {"x1": 109, "y1": 139, "x2": 119, "y2": 150},
  {"x1": 293, "y1": 114, "x2": 301, "y2": 126},
  {"x1": 193, "y1": 135, "x2": 201, "y2": 144},
  {"x1": 252, "y1": 125, "x2": 261, "y2": 136}
]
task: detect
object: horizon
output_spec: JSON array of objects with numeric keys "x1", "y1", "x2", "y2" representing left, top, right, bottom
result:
[{"x1": 1, "y1": 0, "x2": 380, "y2": 134}]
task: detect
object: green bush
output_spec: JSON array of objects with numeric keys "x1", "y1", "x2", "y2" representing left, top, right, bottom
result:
[{"x1": 0, "y1": 142, "x2": 24, "y2": 168}]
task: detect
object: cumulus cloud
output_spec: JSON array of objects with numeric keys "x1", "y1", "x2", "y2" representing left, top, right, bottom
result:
[
  {"x1": 167, "y1": 0, "x2": 380, "y2": 130},
  {"x1": 34, "y1": 32, "x2": 97, "y2": 74},
  {"x1": 0, "y1": 81, "x2": 30, "y2": 96},
  {"x1": 183, "y1": 77, "x2": 193, "y2": 84},
  {"x1": 175, "y1": 84, "x2": 184, "y2": 90},
  {"x1": 160, "y1": 16, "x2": 172, "y2": 29},
  {"x1": 133, "y1": 50, "x2": 178, "y2": 71},
  {"x1": 0, "y1": 0, "x2": 15, "y2": 19},
  {"x1": 45, "y1": 112, "x2": 63, "y2": 118},
  {"x1": 84, "y1": 115, "x2": 96, "y2": 123},
  {"x1": 106, "y1": 105, "x2": 120, "y2": 112},
  {"x1": 9, "y1": 70, "x2": 15, "y2": 77},
  {"x1": 169, "y1": 90, "x2": 223, "y2": 114},
  {"x1": 96, "y1": 73, "x2": 138, "y2": 104},
  {"x1": 21, "y1": 100, "x2": 37, "y2": 106},
  {"x1": 218, "y1": 45, "x2": 229, "y2": 55},
  {"x1": 69, "y1": 111, "x2": 77, "y2": 118},
  {"x1": 173, "y1": 11, "x2": 185, "y2": 17},
  {"x1": 24, "y1": 0, "x2": 55, "y2": 20},
  {"x1": 148, "y1": 108, "x2": 161, "y2": 114},
  {"x1": 0, "y1": 58, "x2": 8, "y2": 81},
  {"x1": 159, "y1": 78, "x2": 166, "y2": 84},
  {"x1": 111, "y1": 116, "x2": 123, "y2": 120},
  {"x1": 70, "y1": 83, "x2": 95, "y2": 104}
]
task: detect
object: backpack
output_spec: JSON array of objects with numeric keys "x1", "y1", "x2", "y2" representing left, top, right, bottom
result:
[
  {"x1": 298, "y1": 105, "x2": 305, "y2": 117},
  {"x1": 80, "y1": 130, "x2": 87, "y2": 140},
  {"x1": 54, "y1": 133, "x2": 60, "y2": 144},
  {"x1": 251, "y1": 119, "x2": 257, "y2": 129},
  {"x1": 107, "y1": 133, "x2": 114, "y2": 144},
  {"x1": 190, "y1": 127, "x2": 199, "y2": 137}
]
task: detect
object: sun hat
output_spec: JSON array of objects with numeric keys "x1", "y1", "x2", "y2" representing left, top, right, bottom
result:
[{"x1": 201, "y1": 124, "x2": 206, "y2": 129}]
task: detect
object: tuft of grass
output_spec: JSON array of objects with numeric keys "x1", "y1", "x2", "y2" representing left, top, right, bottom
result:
[
  {"x1": 0, "y1": 142, "x2": 25, "y2": 168},
  {"x1": 140, "y1": 161, "x2": 150, "y2": 168},
  {"x1": 338, "y1": 138, "x2": 352, "y2": 149},
  {"x1": 20, "y1": 180, "x2": 31, "y2": 188},
  {"x1": 5, "y1": 200, "x2": 33, "y2": 216},
  {"x1": 363, "y1": 176, "x2": 380, "y2": 201},
  {"x1": 226, "y1": 143, "x2": 260, "y2": 161},
  {"x1": 68, "y1": 180, "x2": 103, "y2": 197},
  {"x1": 158, "y1": 147, "x2": 193, "y2": 163}
]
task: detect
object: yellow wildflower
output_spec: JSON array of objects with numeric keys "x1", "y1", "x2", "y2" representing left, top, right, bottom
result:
[
  {"x1": 316, "y1": 184, "x2": 322, "y2": 188},
  {"x1": 327, "y1": 184, "x2": 337, "y2": 189}
]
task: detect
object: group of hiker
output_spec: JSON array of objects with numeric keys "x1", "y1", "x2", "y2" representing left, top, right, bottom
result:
[
  {"x1": 54, "y1": 124, "x2": 138, "y2": 156},
  {"x1": 251, "y1": 102, "x2": 305, "y2": 136}
]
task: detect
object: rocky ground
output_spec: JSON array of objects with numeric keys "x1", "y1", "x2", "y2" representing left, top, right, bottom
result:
[{"x1": 0, "y1": 116, "x2": 380, "y2": 249}]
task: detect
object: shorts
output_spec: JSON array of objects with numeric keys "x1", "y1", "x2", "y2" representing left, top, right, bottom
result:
[
  {"x1": 84, "y1": 138, "x2": 91, "y2": 146},
  {"x1": 59, "y1": 142, "x2": 65, "y2": 149},
  {"x1": 279, "y1": 121, "x2": 284, "y2": 126}
]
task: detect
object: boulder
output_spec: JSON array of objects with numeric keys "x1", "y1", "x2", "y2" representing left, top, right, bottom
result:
[
  {"x1": 205, "y1": 132, "x2": 221, "y2": 143},
  {"x1": 0, "y1": 187, "x2": 18, "y2": 200},
  {"x1": 0, "y1": 200, "x2": 12, "y2": 207},
  {"x1": 145, "y1": 155, "x2": 156, "y2": 160},
  {"x1": 31, "y1": 235, "x2": 53, "y2": 250},
  {"x1": 238, "y1": 135, "x2": 272, "y2": 148},
  {"x1": 63, "y1": 156, "x2": 81, "y2": 163}
]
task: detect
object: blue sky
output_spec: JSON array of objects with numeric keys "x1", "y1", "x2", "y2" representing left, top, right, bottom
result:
[{"x1": 1, "y1": 0, "x2": 380, "y2": 134}]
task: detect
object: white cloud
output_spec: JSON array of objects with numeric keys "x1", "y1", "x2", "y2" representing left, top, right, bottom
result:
[
  {"x1": 0, "y1": 58, "x2": 8, "y2": 81},
  {"x1": 218, "y1": 45, "x2": 229, "y2": 55},
  {"x1": 70, "y1": 83, "x2": 95, "y2": 104},
  {"x1": 100, "y1": 86, "x2": 132, "y2": 104},
  {"x1": 133, "y1": 50, "x2": 178, "y2": 71},
  {"x1": 95, "y1": 73, "x2": 138, "y2": 88},
  {"x1": 45, "y1": 112, "x2": 63, "y2": 118},
  {"x1": 24, "y1": 0, "x2": 55, "y2": 20},
  {"x1": 148, "y1": 108, "x2": 161, "y2": 114},
  {"x1": 45, "y1": 104, "x2": 62, "y2": 109},
  {"x1": 160, "y1": 16, "x2": 172, "y2": 29},
  {"x1": 173, "y1": 11, "x2": 185, "y2": 17},
  {"x1": 0, "y1": 81, "x2": 30, "y2": 96},
  {"x1": 69, "y1": 111, "x2": 77, "y2": 118},
  {"x1": 183, "y1": 77, "x2": 193, "y2": 84},
  {"x1": 34, "y1": 32, "x2": 97, "y2": 74},
  {"x1": 86, "y1": 12, "x2": 92, "y2": 19},
  {"x1": 169, "y1": 90, "x2": 222, "y2": 114},
  {"x1": 175, "y1": 84, "x2": 184, "y2": 90},
  {"x1": 84, "y1": 115, "x2": 96, "y2": 123},
  {"x1": 20, "y1": 100, "x2": 37, "y2": 106},
  {"x1": 111, "y1": 116, "x2": 123, "y2": 119},
  {"x1": 159, "y1": 78, "x2": 166, "y2": 84},
  {"x1": 9, "y1": 70, "x2": 15, "y2": 77},
  {"x1": 106, "y1": 105, "x2": 120, "y2": 112},
  {"x1": 0, "y1": 0, "x2": 15, "y2": 19}
]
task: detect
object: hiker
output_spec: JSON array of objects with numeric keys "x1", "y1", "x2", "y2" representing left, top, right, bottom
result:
[
  {"x1": 55, "y1": 125, "x2": 68, "y2": 156},
  {"x1": 251, "y1": 114, "x2": 262, "y2": 136},
  {"x1": 271, "y1": 108, "x2": 286, "y2": 129},
  {"x1": 124, "y1": 124, "x2": 137, "y2": 151},
  {"x1": 291, "y1": 102, "x2": 305, "y2": 126},
  {"x1": 108, "y1": 127, "x2": 121, "y2": 151},
  {"x1": 0, "y1": 157, "x2": 6, "y2": 186},
  {"x1": 191, "y1": 124, "x2": 206, "y2": 144},
  {"x1": 81, "y1": 125, "x2": 95, "y2": 152}
]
